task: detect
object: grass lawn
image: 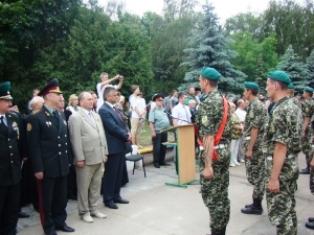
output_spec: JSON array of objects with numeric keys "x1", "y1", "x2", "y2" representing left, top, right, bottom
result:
[{"x1": 139, "y1": 122, "x2": 175, "y2": 147}]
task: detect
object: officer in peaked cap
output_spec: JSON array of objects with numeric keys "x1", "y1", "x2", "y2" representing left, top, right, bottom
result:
[
  {"x1": 149, "y1": 93, "x2": 170, "y2": 168},
  {"x1": 0, "y1": 81, "x2": 27, "y2": 234},
  {"x1": 27, "y1": 79, "x2": 75, "y2": 235}
]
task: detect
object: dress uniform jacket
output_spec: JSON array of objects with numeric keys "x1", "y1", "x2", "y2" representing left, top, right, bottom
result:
[
  {"x1": 27, "y1": 106, "x2": 70, "y2": 178},
  {"x1": 0, "y1": 111, "x2": 25, "y2": 186}
]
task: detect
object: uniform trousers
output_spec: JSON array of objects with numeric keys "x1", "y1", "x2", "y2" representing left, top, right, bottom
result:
[
  {"x1": 0, "y1": 181, "x2": 20, "y2": 235},
  {"x1": 37, "y1": 176, "x2": 67, "y2": 234},
  {"x1": 200, "y1": 148, "x2": 230, "y2": 231},
  {"x1": 152, "y1": 132, "x2": 167, "y2": 164}
]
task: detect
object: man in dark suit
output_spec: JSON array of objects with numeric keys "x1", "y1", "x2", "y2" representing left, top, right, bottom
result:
[
  {"x1": 27, "y1": 79, "x2": 74, "y2": 235},
  {"x1": 98, "y1": 87, "x2": 131, "y2": 209},
  {"x1": 0, "y1": 81, "x2": 25, "y2": 235}
]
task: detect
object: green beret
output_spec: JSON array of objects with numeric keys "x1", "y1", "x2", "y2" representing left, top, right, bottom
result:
[
  {"x1": 268, "y1": 70, "x2": 291, "y2": 84},
  {"x1": 304, "y1": 86, "x2": 314, "y2": 94},
  {"x1": 0, "y1": 81, "x2": 13, "y2": 100},
  {"x1": 244, "y1": 82, "x2": 259, "y2": 91},
  {"x1": 201, "y1": 67, "x2": 221, "y2": 81},
  {"x1": 288, "y1": 83, "x2": 294, "y2": 89}
]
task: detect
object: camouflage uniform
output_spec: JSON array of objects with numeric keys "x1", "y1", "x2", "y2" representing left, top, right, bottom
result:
[
  {"x1": 302, "y1": 98, "x2": 314, "y2": 166},
  {"x1": 243, "y1": 97, "x2": 267, "y2": 201},
  {"x1": 264, "y1": 97, "x2": 302, "y2": 235},
  {"x1": 196, "y1": 89, "x2": 232, "y2": 232}
]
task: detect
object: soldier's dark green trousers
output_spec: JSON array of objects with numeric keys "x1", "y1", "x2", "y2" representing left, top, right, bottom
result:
[{"x1": 200, "y1": 148, "x2": 230, "y2": 231}]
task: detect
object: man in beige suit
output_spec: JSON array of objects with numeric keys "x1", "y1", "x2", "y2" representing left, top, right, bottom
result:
[{"x1": 68, "y1": 91, "x2": 108, "y2": 223}]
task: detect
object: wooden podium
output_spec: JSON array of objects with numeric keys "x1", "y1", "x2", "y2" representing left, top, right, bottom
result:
[{"x1": 161, "y1": 124, "x2": 197, "y2": 188}]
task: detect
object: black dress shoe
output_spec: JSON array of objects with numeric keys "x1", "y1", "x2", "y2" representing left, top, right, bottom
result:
[
  {"x1": 19, "y1": 211, "x2": 30, "y2": 218},
  {"x1": 300, "y1": 168, "x2": 310, "y2": 174},
  {"x1": 45, "y1": 231, "x2": 57, "y2": 235},
  {"x1": 306, "y1": 221, "x2": 314, "y2": 230},
  {"x1": 105, "y1": 201, "x2": 118, "y2": 209},
  {"x1": 154, "y1": 163, "x2": 160, "y2": 168},
  {"x1": 55, "y1": 224, "x2": 75, "y2": 233},
  {"x1": 114, "y1": 198, "x2": 129, "y2": 204},
  {"x1": 159, "y1": 162, "x2": 171, "y2": 166},
  {"x1": 308, "y1": 217, "x2": 314, "y2": 222}
]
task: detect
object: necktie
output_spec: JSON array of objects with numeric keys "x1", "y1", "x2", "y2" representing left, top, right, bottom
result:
[
  {"x1": 52, "y1": 110, "x2": 59, "y2": 124},
  {"x1": 88, "y1": 112, "x2": 96, "y2": 125},
  {"x1": 114, "y1": 107, "x2": 128, "y2": 131},
  {"x1": 0, "y1": 116, "x2": 7, "y2": 133}
]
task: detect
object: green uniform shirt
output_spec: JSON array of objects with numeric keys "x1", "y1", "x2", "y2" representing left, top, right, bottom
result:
[
  {"x1": 195, "y1": 89, "x2": 232, "y2": 143},
  {"x1": 244, "y1": 97, "x2": 267, "y2": 142},
  {"x1": 149, "y1": 107, "x2": 170, "y2": 131},
  {"x1": 264, "y1": 97, "x2": 302, "y2": 155}
]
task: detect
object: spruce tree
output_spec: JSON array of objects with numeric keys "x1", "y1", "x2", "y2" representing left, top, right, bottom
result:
[
  {"x1": 181, "y1": 2, "x2": 246, "y2": 92},
  {"x1": 276, "y1": 45, "x2": 308, "y2": 91},
  {"x1": 306, "y1": 49, "x2": 314, "y2": 88}
]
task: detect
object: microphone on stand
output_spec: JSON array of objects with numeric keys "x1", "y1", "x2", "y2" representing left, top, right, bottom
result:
[{"x1": 164, "y1": 111, "x2": 192, "y2": 124}]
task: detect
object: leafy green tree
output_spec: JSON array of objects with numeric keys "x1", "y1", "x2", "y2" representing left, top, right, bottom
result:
[
  {"x1": 306, "y1": 49, "x2": 314, "y2": 88},
  {"x1": 276, "y1": 45, "x2": 308, "y2": 91},
  {"x1": 182, "y1": 2, "x2": 246, "y2": 92}
]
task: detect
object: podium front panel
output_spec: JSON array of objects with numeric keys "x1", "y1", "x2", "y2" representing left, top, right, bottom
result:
[{"x1": 176, "y1": 125, "x2": 196, "y2": 184}]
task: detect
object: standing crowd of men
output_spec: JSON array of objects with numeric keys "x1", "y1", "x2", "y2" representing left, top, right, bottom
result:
[
  {"x1": 0, "y1": 73, "x2": 131, "y2": 235},
  {"x1": 1, "y1": 66, "x2": 314, "y2": 235}
]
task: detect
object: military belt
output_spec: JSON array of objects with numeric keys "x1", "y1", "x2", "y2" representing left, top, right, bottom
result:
[
  {"x1": 214, "y1": 144, "x2": 227, "y2": 150},
  {"x1": 266, "y1": 154, "x2": 295, "y2": 161}
]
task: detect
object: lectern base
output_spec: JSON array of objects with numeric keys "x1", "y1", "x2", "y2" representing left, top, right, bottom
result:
[{"x1": 165, "y1": 179, "x2": 198, "y2": 188}]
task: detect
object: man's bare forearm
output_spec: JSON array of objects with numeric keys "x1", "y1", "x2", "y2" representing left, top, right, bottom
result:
[{"x1": 203, "y1": 135, "x2": 214, "y2": 168}]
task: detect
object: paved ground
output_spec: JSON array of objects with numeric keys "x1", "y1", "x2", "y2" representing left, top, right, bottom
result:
[{"x1": 17, "y1": 152, "x2": 314, "y2": 235}]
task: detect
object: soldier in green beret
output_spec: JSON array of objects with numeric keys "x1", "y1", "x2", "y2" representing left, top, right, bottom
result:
[
  {"x1": 287, "y1": 83, "x2": 302, "y2": 110},
  {"x1": 0, "y1": 82, "x2": 26, "y2": 235},
  {"x1": 264, "y1": 70, "x2": 302, "y2": 235},
  {"x1": 299, "y1": 87, "x2": 314, "y2": 174},
  {"x1": 241, "y1": 82, "x2": 267, "y2": 215},
  {"x1": 196, "y1": 67, "x2": 232, "y2": 235}
]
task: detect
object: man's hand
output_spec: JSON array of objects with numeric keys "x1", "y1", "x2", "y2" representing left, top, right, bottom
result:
[
  {"x1": 268, "y1": 178, "x2": 280, "y2": 193},
  {"x1": 34, "y1": 172, "x2": 44, "y2": 180},
  {"x1": 310, "y1": 156, "x2": 314, "y2": 169},
  {"x1": 76, "y1": 161, "x2": 85, "y2": 168},
  {"x1": 127, "y1": 133, "x2": 132, "y2": 141},
  {"x1": 119, "y1": 75, "x2": 124, "y2": 81},
  {"x1": 245, "y1": 149, "x2": 253, "y2": 159},
  {"x1": 151, "y1": 131, "x2": 156, "y2": 138},
  {"x1": 104, "y1": 155, "x2": 108, "y2": 162},
  {"x1": 203, "y1": 166, "x2": 214, "y2": 180}
]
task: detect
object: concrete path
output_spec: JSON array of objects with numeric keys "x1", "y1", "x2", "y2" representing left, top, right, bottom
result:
[{"x1": 17, "y1": 152, "x2": 314, "y2": 235}]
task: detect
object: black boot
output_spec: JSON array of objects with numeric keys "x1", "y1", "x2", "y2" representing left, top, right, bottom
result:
[
  {"x1": 210, "y1": 229, "x2": 222, "y2": 235},
  {"x1": 241, "y1": 198, "x2": 263, "y2": 215},
  {"x1": 300, "y1": 165, "x2": 310, "y2": 174}
]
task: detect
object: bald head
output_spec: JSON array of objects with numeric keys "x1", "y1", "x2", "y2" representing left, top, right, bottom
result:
[
  {"x1": 29, "y1": 96, "x2": 44, "y2": 112},
  {"x1": 79, "y1": 92, "x2": 93, "y2": 111}
]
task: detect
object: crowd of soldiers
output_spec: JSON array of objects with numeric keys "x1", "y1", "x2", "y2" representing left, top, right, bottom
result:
[
  {"x1": 1, "y1": 67, "x2": 314, "y2": 235},
  {"x1": 196, "y1": 67, "x2": 314, "y2": 235}
]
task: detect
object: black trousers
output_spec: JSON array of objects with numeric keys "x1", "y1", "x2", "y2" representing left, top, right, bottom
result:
[
  {"x1": 37, "y1": 176, "x2": 67, "y2": 234},
  {"x1": 67, "y1": 165, "x2": 77, "y2": 199},
  {"x1": 102, "y1": 152, "x2": 124, "y2": 203},
  {"x1": 152, "y1": 132, "x2": 168, "y2": 164},
  {"x1": 0, "y1": 181, "x2": 20, "y2": 235}
]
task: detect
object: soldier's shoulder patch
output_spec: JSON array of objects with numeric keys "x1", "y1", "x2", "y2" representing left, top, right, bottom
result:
[
  {"x1": 27, "y1": 123, "x2": 32, "y2": 131},
  {"x1": 202, "y1": 116, "x2": 208, "y2": 125},
  {"x1": 249, "y1": 110, "x2": 254, "y2": 118}
]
